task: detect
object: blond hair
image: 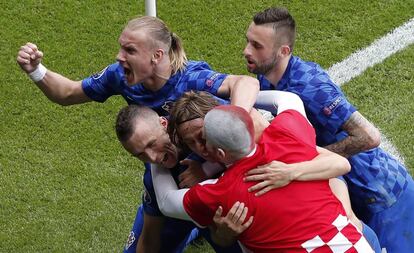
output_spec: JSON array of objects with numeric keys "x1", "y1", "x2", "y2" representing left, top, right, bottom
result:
[{"x1": 126, "y1": 16, "x2": 187, "y2": 74}]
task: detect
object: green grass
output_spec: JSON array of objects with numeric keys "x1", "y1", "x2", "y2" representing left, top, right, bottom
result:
[{"x1": 1, "y1": 1, "x2": 413, "y2": 252}]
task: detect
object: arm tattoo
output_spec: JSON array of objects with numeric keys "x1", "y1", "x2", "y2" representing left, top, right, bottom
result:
[{"x1": 325, "y1": 112, "x2": 380, "y2": 158}]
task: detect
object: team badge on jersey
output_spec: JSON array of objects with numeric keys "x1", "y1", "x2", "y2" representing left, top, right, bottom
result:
[
  {"x1": 323, "y1": 96, "x2": 343, "y2": 116},
  {"x1": 92, "y1": 66, "x2": 109, "y2": 79},
  {"x1": 124, "y1": 231, "x2": 136, "y2": 250},
  {"x1": 162, "y1": 101, "x2": 174, "y2": 113},
  {"x1": 205, "y1": 73, "x2": 221, "y2": 88}
]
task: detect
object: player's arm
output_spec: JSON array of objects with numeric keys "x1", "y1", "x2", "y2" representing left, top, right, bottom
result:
[
  {"x1": 136, "y1": 212, "x2": 164, "y2": 253},
  {"x1": 217, "y1": 75, "x2": 259, "y2": 113},
  {"x1": 324, "y1": 111, "x2": 381, "y2": 158},
  {"x1": 245, "y1": 147, "x2": 351, "y2": 196},
  {"x1": 254, "y1": 90, "x2": 307, "y2": 117},
  {"x1": 17, "y1": 42, "x2": 91, "y2": 106},
  {"x1": 150, "y1": 164, "x2": 192, "y2": 221}
]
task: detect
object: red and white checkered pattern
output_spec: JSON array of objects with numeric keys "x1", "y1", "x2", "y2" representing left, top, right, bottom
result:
[{"x1": 301, "y1": 214, "x2": 373, "y2": 253}]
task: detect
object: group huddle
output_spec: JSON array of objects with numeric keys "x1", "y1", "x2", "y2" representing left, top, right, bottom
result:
[{"x1": 17, "y1": 6, "x2": 414, "y2": 253}]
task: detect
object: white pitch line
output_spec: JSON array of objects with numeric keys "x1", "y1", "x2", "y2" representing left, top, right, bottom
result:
[
  {"x1": 326, "y1": 18, "x2": 414, "y2": 165},
  {"x1": 327, "y1": 17, "x2": 414, "y2": 86}
]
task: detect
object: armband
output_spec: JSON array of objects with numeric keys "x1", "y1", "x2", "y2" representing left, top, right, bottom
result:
[{"x1": 28, "y1": 63, "x2": 47, "y2": 82}]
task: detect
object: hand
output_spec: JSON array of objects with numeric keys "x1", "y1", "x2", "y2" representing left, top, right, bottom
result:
[
  {"x1": 178, "y1": 159, "x2": 208, "y2": 188},
  {"x1": 16, "y1": 42, "x2": 44, "y2": 74},
  {"x1": 244, "y1": 160, "x2": 294, "y2": 196},
  {"x1": 213, "y1": 202, "x2": 253, "y2": 240}
]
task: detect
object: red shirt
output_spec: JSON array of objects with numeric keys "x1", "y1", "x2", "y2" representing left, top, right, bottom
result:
[{"x1": 184, "y1": 110, "x2": 372, "y2": 252}]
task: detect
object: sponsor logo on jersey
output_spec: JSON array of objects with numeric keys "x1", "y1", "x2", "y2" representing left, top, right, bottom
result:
[
  {"x1": 92, "y1": 66, "x2": 109, "y2": 79},
  {"x1": 205, "y1": 73, "x2": 221, "y2": 88},
  {"x1": 323, "y1": 96, "x2": 343, "y2": 116}
]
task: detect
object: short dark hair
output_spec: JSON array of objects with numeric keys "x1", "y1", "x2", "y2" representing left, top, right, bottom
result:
[
  {"x1": 115, "y1": 105, "x2": 159, "y2": 143},
  {"x1": 253, "y1": 7, "x2": 296, "y2": 50},
  {"x1": 168, "y1": 91, "x2": 220, "y2": 149}
]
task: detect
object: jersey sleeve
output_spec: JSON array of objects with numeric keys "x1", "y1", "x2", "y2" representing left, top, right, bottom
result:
[
  {"x1": 299, "y1": 75, "x2": 356, "y2": 138},
  {"x1": 81, "y1": 63, "x2": 121, "y2": 102},
  {"x1": 180, "y1": 61, "x2": 228, "y2": 96}
]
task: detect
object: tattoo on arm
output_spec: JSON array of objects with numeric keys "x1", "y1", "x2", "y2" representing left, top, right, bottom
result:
[{"x1": 324, "y1": 112, "x2": 380, "y2": 157}]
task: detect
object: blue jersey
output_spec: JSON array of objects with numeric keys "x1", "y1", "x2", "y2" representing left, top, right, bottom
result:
[
  {"x1": 82, "y1": 61, "x2": 227, "y2": 116},
  {"x1": 258, "y1": 55, "x2": 410, "y2": 214}
]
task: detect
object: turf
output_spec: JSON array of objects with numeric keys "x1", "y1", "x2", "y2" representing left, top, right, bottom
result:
[{"x1": 1, "y1": 1, "x2": 413, "y2": 252}]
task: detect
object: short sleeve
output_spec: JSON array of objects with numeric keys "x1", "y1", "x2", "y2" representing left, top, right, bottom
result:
[{"x1": 81, "y1": 63, "x2": 121, "y2": 102}]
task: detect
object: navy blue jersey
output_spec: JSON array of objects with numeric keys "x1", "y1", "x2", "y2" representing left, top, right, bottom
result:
[
  {"x1": 82, "y1": 61, "x2": 227, "y2": 116},
  {"x1": 258, "y1": 55, "x2": 410, "y2": 214}
]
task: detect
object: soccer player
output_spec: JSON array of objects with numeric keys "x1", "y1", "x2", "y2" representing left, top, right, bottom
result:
[
  {"x1": 242, "y1": 7, "x2": 414, "y2": 252},
  {"x1": 16, "y1": 16, "x2": 259, "y2": 253},
  {"x1": 151, "y1": 95, "x2": 374, "y2": 252},
  {"x1": 115, "y1": 104, "x2": 242, "y2": 253}
]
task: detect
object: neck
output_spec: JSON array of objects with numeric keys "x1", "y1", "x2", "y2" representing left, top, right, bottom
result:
[
  {"x1": 265, "y1": 54, "x2": 291, "y2": 86},
  {"x1": 143, "y1": 60, "x2": 172, "y2": 92}
]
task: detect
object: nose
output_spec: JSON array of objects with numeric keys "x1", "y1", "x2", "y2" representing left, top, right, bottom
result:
[
  {"x1": 243, "y1": 44, "x2": 251, "y2": 58},
  {"x1": 144, "y1": 149, "x2": 158, "y2": 163},
  {"x1": 116, "y1": 49, "x2": 125, "y2": 62}
]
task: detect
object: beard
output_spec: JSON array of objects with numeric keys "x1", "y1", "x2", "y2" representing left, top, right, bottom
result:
[{"x1": 248, "y1": 52, "x2": 278, "y2": 76}]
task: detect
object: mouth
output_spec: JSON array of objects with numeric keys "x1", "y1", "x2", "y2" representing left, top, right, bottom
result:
[
  {"x1": 122, "y1": 65, "x2": 133, "y2": 84},
  {"x1": 245, "y1": 58, "x2": 256, "y2": 69}
]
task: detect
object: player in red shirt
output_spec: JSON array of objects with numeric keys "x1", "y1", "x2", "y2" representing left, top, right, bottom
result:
[{"x1": 152, "y1": 92, "x2": 374, "y2": 252}]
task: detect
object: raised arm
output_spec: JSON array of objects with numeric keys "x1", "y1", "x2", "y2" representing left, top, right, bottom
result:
[
  {"x1": 217, "y1": 75, "x2": 259, "y2": 113},
  {"x1": 17, "y1": 42, "x2": 91, "y2": 106},
  {"x1": 324, "y1": 111, "x2": 381, "y2": 157}
]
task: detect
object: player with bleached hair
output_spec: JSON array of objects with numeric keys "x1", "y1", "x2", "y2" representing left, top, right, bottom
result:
[{"x1": 17, "y1": 15, "x2": 259, "y2": 253}]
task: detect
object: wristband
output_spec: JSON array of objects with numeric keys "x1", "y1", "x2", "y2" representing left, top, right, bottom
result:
[{"x1": 28, "y1": 63, "x2": 47, "y2": 82}]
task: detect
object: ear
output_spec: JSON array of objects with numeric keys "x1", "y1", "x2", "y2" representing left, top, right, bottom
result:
[
  {"x1": 278, "y1": 45, "x2": 291, "y2": 58},
  {"x1": 152, "y1": 49, "x2": 165, "y2": 64},
  {"x1": 159, "y1": 116, "x2": 168, "y2": 130},
  {"x1": 216, "y1": 148, "x2": 226, "y2": 161}
]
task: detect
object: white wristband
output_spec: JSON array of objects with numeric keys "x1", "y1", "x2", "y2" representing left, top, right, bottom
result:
[{"x1": 28, "y1": 63, "x2": 47, "y2": 82}]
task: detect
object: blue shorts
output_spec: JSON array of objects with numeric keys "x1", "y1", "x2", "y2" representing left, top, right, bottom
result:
[
  {"x1": 123, "y1": 205, "x2": 198, "y2": 253},
  {"x1": 367, "y1": 175, "x2": 414, "y2": 252}
]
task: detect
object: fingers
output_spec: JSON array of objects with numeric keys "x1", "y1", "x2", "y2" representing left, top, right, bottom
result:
[
  {"x1": 248, "y1": 181, "x2": 269, "y2": 193},
  {"x1": 179, "y1": 159, "x2": 191, "y2": 166},
  {"x1": 255, "y1": 186, "x2": 273, "y2": 197},
  {"x1": 17, "y1": 43, "x2": 43, "y2": 71},
  {"x1": 242, "y1": 215, "x2": 254, "y2": 229},
  {"x1": 213, "y1": 206, "x2": 223, "y2": 223},
  {"x1": 245, "y1": 168, "x2": 266, "y2": 176}
]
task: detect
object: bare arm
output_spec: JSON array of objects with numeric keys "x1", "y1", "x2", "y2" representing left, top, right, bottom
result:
[
  {"x1": 329, "y1": 178, "x2": 362, "y2": 230},
  {"x1": 136, "y1": 212, "x2": 164, "y2": 253},
  {"x1": 17, "y1": 42, "x2": 91, "y2": 106},
  {"x1": 325, "y1": 111, "x2": 381, "y2": 157},
  {"x1": 217, "y1": 75, "x2": 259, "y2": 113},
  {"x1": 244, "y1": 147, "x2": 351, "y2": 196}
]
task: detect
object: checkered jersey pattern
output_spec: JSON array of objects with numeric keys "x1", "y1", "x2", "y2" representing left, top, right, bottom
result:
[
  {"x1": 258, "y1": 55, "x2": 410, "y2": 213},
  {"x1": 82, "y1": 61, "x2": 227, "y2": 116},
  {"x1": 301, "y1": 215, "x2": 373, "y2": 253}
]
